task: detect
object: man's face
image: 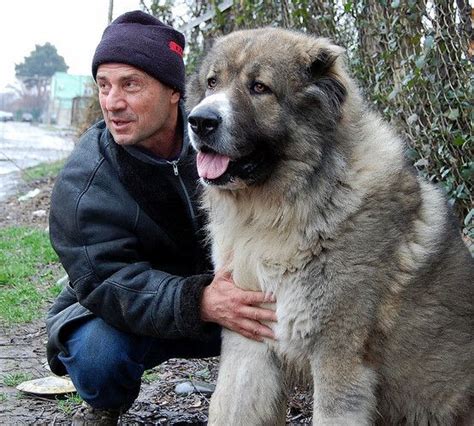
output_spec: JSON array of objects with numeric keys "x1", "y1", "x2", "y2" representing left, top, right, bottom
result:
[{"x1": 96, "y1": 63, "x2": 180, "y2": 150}]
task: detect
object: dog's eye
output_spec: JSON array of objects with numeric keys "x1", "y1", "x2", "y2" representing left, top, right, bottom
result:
[
  {"x1": 251, "y1": 82, "x2": 271, "y2": 95},
  {"x1": 207, "y1": 77, "x2": 217, "y2": 89}
]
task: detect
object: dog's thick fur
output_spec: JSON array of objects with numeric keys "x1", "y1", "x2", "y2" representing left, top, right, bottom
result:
[{"x1": 186, "y1": 28, "x2": 473, "y2": 425}]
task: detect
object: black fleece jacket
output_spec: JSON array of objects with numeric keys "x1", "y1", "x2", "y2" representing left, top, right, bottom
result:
[{"x1": 46, "y1": 109, "x2": 218, "y2": 375}]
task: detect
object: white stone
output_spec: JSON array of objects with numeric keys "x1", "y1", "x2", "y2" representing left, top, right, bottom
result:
[
  {"x1": 32, "y1": 209, "x2": 47, "y2": 217},
  {"x1": 17, "y1": 376, "x2": 76, "y2": 395},
  {"x1": 18, "y1": 188, "x2": 41, "y2": 201},
  {"x1": 175, "y1": 380, "x2": 215, "y2": 396}
]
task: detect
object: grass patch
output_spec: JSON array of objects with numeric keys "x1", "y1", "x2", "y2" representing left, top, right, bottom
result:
[
  {"x1": 56, "y1": 393, "x2": 83, "y2": 415},
  {"x1": 2, "y1": 372, "x2": 33, "y2": 387},
  {"x1": 0, "y1": 226, "x2": 61, "y2": 325},
  {"x1": 22, "y1": 160, "x2": 65, "y2": 182},
  {"x1": 142, "y1": 369, "x2": 160, "y2": 384},
  {"x1": 0, "y1": 392, "x2": 7, "y2": 402}
]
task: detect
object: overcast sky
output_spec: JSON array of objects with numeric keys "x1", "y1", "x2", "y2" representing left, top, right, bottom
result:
[{"x1": 0, "y1": 0, "x2": 143, "y2": 91}]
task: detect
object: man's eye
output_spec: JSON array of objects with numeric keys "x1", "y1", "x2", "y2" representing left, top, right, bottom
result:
[
  {"x1": 98, "y1": 83, "x2": 109, "y2": 93},
  {"x1": 125, "y1": 81, "x2": 138, "y2": 88},
  {"x1": 251, "y1": 82, "x2": 271, "y2": 95},
  {"x1": 207, "y1": 77, "x2": 217, "y2": 89}
]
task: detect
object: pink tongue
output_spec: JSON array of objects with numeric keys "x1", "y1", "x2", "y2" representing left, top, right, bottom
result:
[{"x1": 196, "y1": 151, "x2": 231, "y2": 180}]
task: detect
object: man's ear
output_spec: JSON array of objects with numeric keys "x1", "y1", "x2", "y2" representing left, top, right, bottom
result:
[{"x1": 171, "y1": 89, "x2": 181, "y2": 104}]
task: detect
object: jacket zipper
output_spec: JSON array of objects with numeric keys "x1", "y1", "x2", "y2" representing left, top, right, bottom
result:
[
  {"x1": 167, "y1": 160, "x2": 199, "y2": 236},
  {"x1": 168, "y1": 160, "x2": 179, "y2": 176}
]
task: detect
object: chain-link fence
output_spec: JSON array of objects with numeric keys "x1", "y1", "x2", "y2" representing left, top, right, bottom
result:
[
  {"x1": 342, "y1": 1, "x2": 473, "y2": 241},
  {"x1": 160, "y1": 0, "x2": 472, "y2": 240}
]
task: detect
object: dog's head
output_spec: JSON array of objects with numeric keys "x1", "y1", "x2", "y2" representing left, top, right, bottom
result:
[{"x1": 186, "y1": 28, "x2": 349, "y2": 190}]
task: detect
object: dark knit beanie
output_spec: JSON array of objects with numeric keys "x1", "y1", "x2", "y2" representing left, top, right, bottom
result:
[{"x1": 92, "y1": 10, "x2": 185, "y2": 93}]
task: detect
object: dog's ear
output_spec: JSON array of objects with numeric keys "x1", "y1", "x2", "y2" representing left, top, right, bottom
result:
[
  {"x1": 301, "y1": 42, "x2": 347, "y2": 125},
  {"x1": 309, "y1": 49, "x2": 338, "y2": 78},
  {"x1": 307, "y1": 43, "x2": 345, "y2": 79}
]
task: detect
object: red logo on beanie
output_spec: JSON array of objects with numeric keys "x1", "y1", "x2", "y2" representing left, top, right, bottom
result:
[{"x1": 169, "y1": 41, "x2": 183, "y2": 57}]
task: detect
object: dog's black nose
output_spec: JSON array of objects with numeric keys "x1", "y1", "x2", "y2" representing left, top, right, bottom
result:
[{"x1": 188, "y1": 107, "x2": 222, "y2": 137}]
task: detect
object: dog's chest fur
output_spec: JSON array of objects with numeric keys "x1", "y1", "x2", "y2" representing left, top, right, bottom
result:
[
  {"x1": 206, "y1": 189, "x2": 335, "y2": 361},
  {"x1": 207, "y1": 191, "x2": 314, "y2": 290}
]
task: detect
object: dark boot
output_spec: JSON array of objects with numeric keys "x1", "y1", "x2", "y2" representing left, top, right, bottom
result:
[{"x1": 72, "y1": 402, "x2": 122, "y2": 425}]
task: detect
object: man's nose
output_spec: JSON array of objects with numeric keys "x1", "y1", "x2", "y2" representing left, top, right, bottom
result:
[{"x1": 105, "y1": 88, "x2": 127, "y2": 111}]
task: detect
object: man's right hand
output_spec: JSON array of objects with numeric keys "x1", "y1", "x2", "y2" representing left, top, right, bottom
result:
[{"x1": 200, "y1": 267, "x2": 277, "y2": 342}]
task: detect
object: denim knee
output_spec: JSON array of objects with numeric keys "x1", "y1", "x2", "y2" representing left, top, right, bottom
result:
[{"x1": 58, "y1": 317, "x2": 152, "y2": 410}]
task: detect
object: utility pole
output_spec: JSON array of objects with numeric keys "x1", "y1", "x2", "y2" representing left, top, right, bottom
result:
[{"x1": 108, "y1": 0, "x2": 114, "y2": 24}]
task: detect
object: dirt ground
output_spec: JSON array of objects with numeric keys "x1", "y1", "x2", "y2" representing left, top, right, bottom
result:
[{"x1": 0, "y1": 176, "x2": 312, "y2": 425}]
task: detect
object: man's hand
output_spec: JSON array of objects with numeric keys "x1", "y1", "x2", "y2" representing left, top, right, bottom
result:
[{"x1": 200, "y1": 267, "x2": 277, "y2": 342}]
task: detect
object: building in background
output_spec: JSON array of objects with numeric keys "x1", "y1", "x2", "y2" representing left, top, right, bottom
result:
[{"x1": 47, "y1": 72, "x2": 94, "y2": 127}]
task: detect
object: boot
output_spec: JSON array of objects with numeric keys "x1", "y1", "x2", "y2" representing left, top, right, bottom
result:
[{"x1": 71, "y1": 402, "x2": 122, "y2": 425}]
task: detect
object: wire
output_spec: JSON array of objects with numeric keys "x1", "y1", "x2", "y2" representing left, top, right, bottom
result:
[{"x1": 0, "y1": 149, "x2": 36, "y2": 183}]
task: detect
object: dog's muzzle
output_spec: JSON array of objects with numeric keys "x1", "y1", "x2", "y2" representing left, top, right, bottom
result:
[{"x1": 188, "y1": 100, "x2": 273, "y2": 188}]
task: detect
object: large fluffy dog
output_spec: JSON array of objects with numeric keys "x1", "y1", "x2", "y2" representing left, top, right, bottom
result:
[{"x1": 186, "y1": 28, "x2": 473, "y2": 425}]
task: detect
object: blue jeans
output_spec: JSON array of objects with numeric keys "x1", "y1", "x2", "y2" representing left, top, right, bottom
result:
[{"x1": 58, "y1": 317, "x2": 221, "y2": 410}]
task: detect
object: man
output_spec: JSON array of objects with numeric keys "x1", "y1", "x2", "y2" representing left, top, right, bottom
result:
[{"x1": 46, "y1": 11, "x2": 276, "y2": 425}]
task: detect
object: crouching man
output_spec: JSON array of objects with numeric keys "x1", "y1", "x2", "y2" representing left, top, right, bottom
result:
[{"x1": 46, "y1": 10, "x2": 277, "y2": 425}]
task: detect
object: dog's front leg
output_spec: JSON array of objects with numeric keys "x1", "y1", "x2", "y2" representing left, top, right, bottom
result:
[
  {"x1": 310, "y1": 350, "x2": 377, "y2": 426},
  {"x1": 208, "y1": 329, "x2": 286, "y2": 426}
]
